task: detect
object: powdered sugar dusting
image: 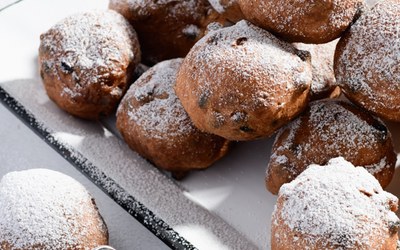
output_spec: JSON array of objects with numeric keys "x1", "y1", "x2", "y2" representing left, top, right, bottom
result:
[
  {"x1": 182, "y1": 24, "x2": 201, "y2": 39},
  {"x1": 274, "y1": 157, "x2": 399, "y2": 248},
  {"x1": 239, "y1": 0, "x2": 364, "y2": 42},
  {"x1": 335, "y1": 0, "x2": 400, "y2": 113},
  {"x1": 40, "y1": 10, "x2": 139, "y2": 98},
  {"x1": 270, "y1": 118, "x2": 301, "y2": 168},
  {"x1": 294, "y1": 40, "x2": 337, "y2": 97},
  {"x1": 308, "y1": 102, "x2": 378, "y2": 150},
  {"x1": 113, "y1": 0, "x2": 200, "y2": 18},
  {"x1": 194, "y1": 20, "x2": 311, "y2": 98},
  {"x1": 175, "y1": 20, "x2": 312, "y2": 140},
  {"x1": 118, "y1": 58, "x2": 195, "y2": 140},
  {"x1": 366, "y1": 156, "x2": 389, "y2": 174},
  {"x1": 208, "y1": 0, "x2": 235, "y2": 13},
  {"x1": 269, "y1": 101, "x2": 392, "y2": 178},
  {"x1": 0, "y1": 169, "x2": 106, "y2": 249}
]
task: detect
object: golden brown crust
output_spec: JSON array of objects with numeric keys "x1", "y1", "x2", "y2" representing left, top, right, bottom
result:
[
  {"x1": 175, "y1": 21, "x2": 312, "y2": 141},
  {"x1": 266, "y1": 100, "x2": 396, "y2": 195},
  {"x1": 334, "y1": 0, "x2": 400, "y2": 122},
  {"x1": 238, "y1": 0, "x2": 364, "y2": 44},
  {"x1": 116, "y1": 59, "x2": 230, "y2": 173},
  {"x1": 39, "y1": 10, "x2": 141, "y2": 120},
  {"x1": 109, "y1": 0, "x2": 225, "y2": 65}
]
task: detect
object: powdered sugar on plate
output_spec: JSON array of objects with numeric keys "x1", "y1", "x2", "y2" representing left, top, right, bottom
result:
[
  {"x1": 1, "y1": 79, "x2": 257, "y2": 249},
  {"x1": 293, "y1": 40, "x2": 338, "y2": 97}
]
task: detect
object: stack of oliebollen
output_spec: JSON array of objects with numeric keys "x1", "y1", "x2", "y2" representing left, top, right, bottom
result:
[{"x1": 34, "y1": 0, "x2": 400, "y2": 249}]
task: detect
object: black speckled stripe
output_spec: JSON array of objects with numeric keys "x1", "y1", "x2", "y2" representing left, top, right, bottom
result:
[
  {"x1": 0, "y1": 0, "x2": 24, "y2": 12},
  {"x1": 0, "y1": 86, "x2": 196, "y2": 250}
]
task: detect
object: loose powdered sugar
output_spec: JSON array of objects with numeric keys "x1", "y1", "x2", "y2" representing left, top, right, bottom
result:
[
  {"x1": 207, "y1": 0, "x2": 235, "y2": 13},
  {"x1": 274, "y1": 157, "x2": 399, "y2": 248},
  {"x1": 293, "y1": 40, "x2": 338, "y2": 97},
  {"x1": 182, "y1": 25, "x2": 201, "y2": 39},
  {"x1": 0, "y1": 169, "x2": 106, "y2": 249}
]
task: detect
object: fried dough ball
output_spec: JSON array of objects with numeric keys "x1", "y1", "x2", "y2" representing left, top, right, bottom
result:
[
  {"x1": 266, "y1": 100, "x2": 396, "y2": 195},
  {"x1": 334, "y1": 0, "x2": 400, "y2": 122},
  {"x1": 109, "y1": 0, "x2": 224, "y2": 65},
  {"x1": 39, "y1": 10, "x2": 141, "y2": 120},
  {"x1": 0, "y1": 169, "x2": 108, "y2": 249},
  {"x1": 238, "y1": 0, "x2": 365, "y2": 43},
  {"x1": 272, "y1": 157, "x2": 399, "y2": 250},
  {"x1": 116, "y1": 58, "x2": 230, "y2": 177},
  {"x1": 175, "y1": 20, "x2": 312, "y2": 141}
]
